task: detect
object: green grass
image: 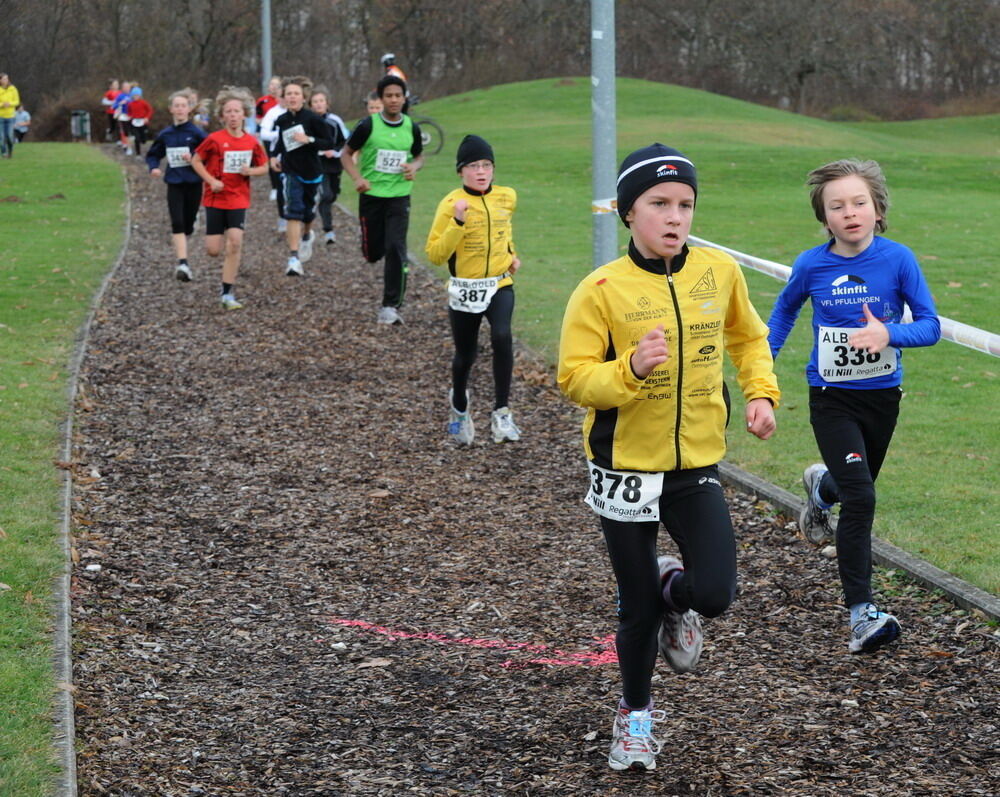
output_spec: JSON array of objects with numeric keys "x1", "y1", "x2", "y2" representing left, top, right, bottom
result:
[
  {"x1": 0, "y1": 143, "x2": 123, "y2": 796},
  {"x1": 404, "y1": 78, "x2": 999, "y2": 594}
]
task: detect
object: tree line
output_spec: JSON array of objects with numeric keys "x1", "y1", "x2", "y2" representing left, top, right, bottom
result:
[{"x1": 7, "y1": 0, "x2": 998, "y2": 136}]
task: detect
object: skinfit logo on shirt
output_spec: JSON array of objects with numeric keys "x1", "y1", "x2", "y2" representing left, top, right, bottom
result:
[{"x1": 831, "y1": 274, "x2": 867, "y2": 296}]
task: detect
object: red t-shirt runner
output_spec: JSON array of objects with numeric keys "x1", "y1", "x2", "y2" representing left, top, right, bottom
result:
[
  {"x1": 195, "y1": 130, "x2": 268, "y2": 209},
  {"x1": 255, "y1": 94, "x2": 279, "y2": 122}
]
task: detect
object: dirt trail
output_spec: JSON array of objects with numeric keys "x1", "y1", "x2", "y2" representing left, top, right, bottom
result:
[{"x1": 70, "y1": 150, "x2": 999, "y2": 795}]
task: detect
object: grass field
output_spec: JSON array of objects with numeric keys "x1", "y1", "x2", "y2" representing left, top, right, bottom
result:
[
  {"x1": 403, "y1": 78, "x2": 999, "y2": 594},
  {"x1": 0, "y1": 143, "x2": 124, "y2": 795}
]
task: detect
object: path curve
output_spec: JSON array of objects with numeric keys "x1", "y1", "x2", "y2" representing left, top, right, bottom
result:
[{"x1": 68, "y1": 151, "x2": 999, "y2": 795}]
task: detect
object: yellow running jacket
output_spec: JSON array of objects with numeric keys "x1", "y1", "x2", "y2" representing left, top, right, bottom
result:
[
  {"x1": 558, "y1": 242, "x2": 779, "y2": 472},
  {"x1": 425, "y1": 185, "x2": 517, "y2": 286}
]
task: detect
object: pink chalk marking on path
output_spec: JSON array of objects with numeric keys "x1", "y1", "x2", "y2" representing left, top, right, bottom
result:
[{"x1": 328, "y1": 617, "x2": 618, "y2": 668}]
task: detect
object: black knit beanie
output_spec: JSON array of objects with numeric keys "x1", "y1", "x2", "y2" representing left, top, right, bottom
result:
[
  {"x1": 616, "y1": 143, "x2": 697, "y2": 226},
  {"x1": 456, "y1": 134, "x2": 495, "y2": 172}
]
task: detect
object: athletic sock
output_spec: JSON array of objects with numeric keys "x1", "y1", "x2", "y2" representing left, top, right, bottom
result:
[
  {"x1": 817, "y1": 471, "x2": 837, "y2": 508},
  {"x1": 661, "y1": 567, "x2": 683, "y2": 612},
  {"x1": 290, "y1": 250, "x2": 299, "y2": 258},
  {"x1": 178, "y1": 258, "x2": 188, "y2": 266},
  {"x1": 222, "y1": 282, "x2": 233, "y2": 296},
  {"x1": 619, "y1": 698, "x2": 653, "y2": 712}
]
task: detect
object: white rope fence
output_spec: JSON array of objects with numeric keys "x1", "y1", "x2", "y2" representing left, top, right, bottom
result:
[{"x1": 689, "y1": 235, "x2": 1000, "y2": 358}]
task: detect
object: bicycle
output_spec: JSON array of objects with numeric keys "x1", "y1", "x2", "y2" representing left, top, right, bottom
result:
[
  {"x1": 408, "y1": 96, "x2": 444, "y2": 155},
  {"x1": 412, "y1": 115, "x2": 444, "y2": 155}
]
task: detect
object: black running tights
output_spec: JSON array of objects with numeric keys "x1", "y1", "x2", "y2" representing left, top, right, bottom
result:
[
  {"x1": 449, "y1": 285, "x2": 514, "y2": 412},
  {"x1": 600, "y1": 466, "x2": 736, "y2": 709}
]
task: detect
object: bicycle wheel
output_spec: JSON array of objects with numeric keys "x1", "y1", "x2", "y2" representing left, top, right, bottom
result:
[{"x1": 416, "y1": 117, "x2": 444, "y2": 155}]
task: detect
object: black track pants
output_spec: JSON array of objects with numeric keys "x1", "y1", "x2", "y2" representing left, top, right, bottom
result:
[{"x1": 359, "y1": 193, "x2": 410, "y2": 308}]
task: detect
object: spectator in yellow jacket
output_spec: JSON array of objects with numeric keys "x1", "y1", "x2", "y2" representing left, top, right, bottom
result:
[{"x1": 0, "y1": 73, "x2": 21, "y2": 158}]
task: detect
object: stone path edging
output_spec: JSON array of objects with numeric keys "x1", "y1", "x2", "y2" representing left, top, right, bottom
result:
[
  {"x1": 718, "y1": 461, "x2": 1000, "y2": 620},
  {"x1": 54, "y1": 163, "x2": 133, "y2": 797}
]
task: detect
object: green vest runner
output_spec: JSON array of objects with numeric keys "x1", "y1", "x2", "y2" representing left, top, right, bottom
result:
[{"x1": 360, "y1": 113, "x2": 415, "y2": 198}]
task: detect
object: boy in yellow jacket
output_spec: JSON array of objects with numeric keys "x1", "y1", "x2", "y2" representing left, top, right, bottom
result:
[
  {"x1": 425, "y1": 135, "x2": 521, "y2": 445},
  {"x1": 558, "y1": 143, "x2": 779, "y2": 772}
]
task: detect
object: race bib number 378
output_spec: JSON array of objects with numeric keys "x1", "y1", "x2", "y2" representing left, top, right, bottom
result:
[{"x1": 584, "y1": 463, "x2": 663, "y2": 522}]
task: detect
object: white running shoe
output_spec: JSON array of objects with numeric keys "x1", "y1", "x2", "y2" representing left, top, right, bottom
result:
[
  {"x1": 608, "y1": 705, "x2": 665, "y2": 771},
  {"x1": 657, "y1": 556, "x2": 703, "y2": 673},
  {"x1": 448, "y1": 390, "x2": 474, "y2": 445},
  {"x1": 376, "y1": 306, "x2": 403, "y2": 325},
  {"x1": 220, "y1": 293, "x2": 243, "y2": 310},
  {"x1": 286, "y1": 256, "x2": 304, "y2": 277},
  {"x1": 269, "y1": 188, "x2": 278, "y2": 202},
  {"x1": 490, "y1": 407, "x2": 521, "y2": 442},
  {"x1": 175, "y1": 263, "x2": 193, "y2": 282},
  {"x1": 298, "y1": 232, "x2": 314, "y2": 263},
  {"x1": 800, "y1": 463, "x2": 834, "y2": 545},
  {"x1": 849, "y1": 604, "x2": 901, "y2": 654},
  {"x1": 277, "y1": 217, "x2": 287, "y2": 233},
  {"x1": 324, "y1": 230, "x2": 336, "y2": 245}
]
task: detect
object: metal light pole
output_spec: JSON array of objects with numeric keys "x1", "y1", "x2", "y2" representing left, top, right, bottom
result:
[
  {"x1": 261, "y1": 0, "x2": 273, "y2": 93},
  {"x1": 590, "y1": 0, "x2": 617, "y2": 268}
]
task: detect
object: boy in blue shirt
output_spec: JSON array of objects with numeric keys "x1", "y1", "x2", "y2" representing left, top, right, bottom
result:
[
  {"x1": 146, "y1": 91, "x2": 207, "y2": 282},
  {"x1": 767, "y1": 159, "x2": 940, "y2": 654}
]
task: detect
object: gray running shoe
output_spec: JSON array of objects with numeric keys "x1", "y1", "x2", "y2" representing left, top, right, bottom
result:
[
  {"x1": 376, "y1": 306, "x2": 403, "y2": 325},
  {"x1": 608, "y1": 705, "x2": 665, "y2": 771},
  {"x1": 800, "y1": 463, "x2": 834, "y2": 545},
  {"x1": 490, "y1": 407, "x2": 521, "y2": 442},
  {"x1": 657, "y1": 556, "x2": 703, "y2": 673},
  {"x1": 286, "y1": 256, "x2": 304, "y2": 277},
  {"x1": 298, "y1": 232, "x2": 314, "y2": 263},
  {"x1": 220, "y1": 293, "x2": 243, "y2": 310},
  {"x1": 849, "y1": 604, "x2": 901, "y2": 654},
  {"x1": 448, "y1": 389, "x2": 474, "y2": 445},
  {"x1": 175, "y1": 263, "x2": 193, "y2": 282}
]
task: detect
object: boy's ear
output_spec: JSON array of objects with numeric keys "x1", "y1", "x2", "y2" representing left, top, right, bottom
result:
[{"x1": 624, "y1": 208, "x2": 635, "y2": 225}]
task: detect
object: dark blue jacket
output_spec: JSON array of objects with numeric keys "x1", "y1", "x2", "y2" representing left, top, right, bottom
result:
[{"x1": 146, "y1": 122, "x2": 207, "y2": 184}]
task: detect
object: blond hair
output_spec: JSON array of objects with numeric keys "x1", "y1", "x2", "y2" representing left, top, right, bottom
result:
[
  {"x1": 807, "y1": 159, "x2": 890, "y2": 234},
  {"x1": 168, "y1": 90, "x2": 192, "y2": 108},
  {"x1": 213, "y1": 86, "x2": 254, "y2": 119}
]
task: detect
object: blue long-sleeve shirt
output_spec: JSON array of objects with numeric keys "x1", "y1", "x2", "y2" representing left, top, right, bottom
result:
[
  {"x1": 767, "y1": 236, "x2": 940, "y2": 389},
  {"x1": 145, "y1": 121, "x2": 207, "y2": 184}
]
